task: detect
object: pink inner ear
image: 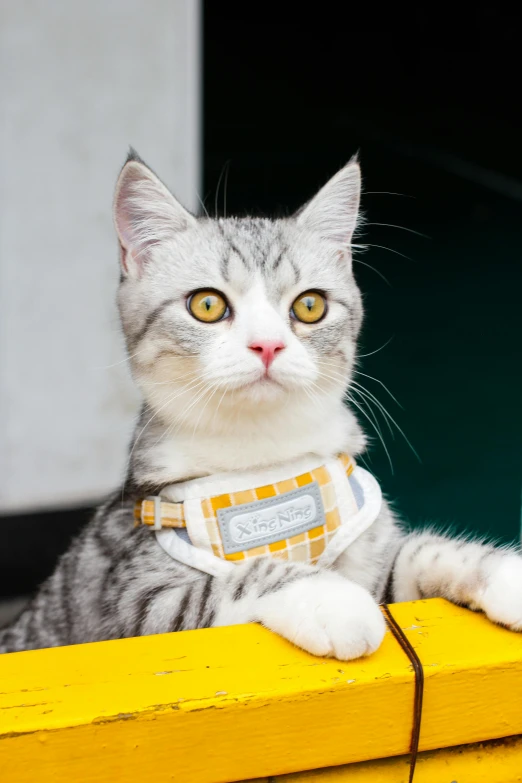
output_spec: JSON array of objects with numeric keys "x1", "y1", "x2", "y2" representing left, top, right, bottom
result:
[
  {"x1": 119, "y1": 242, "x2": 129, "y2": 274},
  {"x1": 114, "y1": 177, "x2": 138, "y2": 252},
  {"x1": 114, "y1": 158, "x2": 196, "y2": 276},
  {"x1": 114, "y1": 171, "x2": 150, "y2": 274},
  {"x1": 115, "y1": 197, "x2": 139, "y2": 275}
]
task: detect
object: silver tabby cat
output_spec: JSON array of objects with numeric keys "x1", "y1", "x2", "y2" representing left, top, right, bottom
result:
[{"x1": 2, "y1": 152, "x2": 522, "y2": 658}]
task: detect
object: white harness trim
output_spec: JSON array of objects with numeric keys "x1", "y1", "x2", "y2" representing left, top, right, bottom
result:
[{"x1": 155, "y1": 462, "x2": 382, "y2": 577}]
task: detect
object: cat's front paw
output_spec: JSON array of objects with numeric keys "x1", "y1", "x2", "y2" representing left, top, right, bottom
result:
[
  {"x1": 259, "y1": 573, "x2": 386, "y2": 660},
  {"x1": 477, "y1": 554, "x2": 522, "y2": 631}
]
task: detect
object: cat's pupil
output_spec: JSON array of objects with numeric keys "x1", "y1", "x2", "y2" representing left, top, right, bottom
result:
[
  {"x1": 204, "y1": 297, "x2": 212, "y2": 310},
  {"x1": 305, "y1": 297, "x2": 314, "y2": 310}
]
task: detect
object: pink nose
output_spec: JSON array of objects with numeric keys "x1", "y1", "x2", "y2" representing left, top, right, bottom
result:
[{"x1": 248, "y1": 340, "x2": 285, "y2": 369}]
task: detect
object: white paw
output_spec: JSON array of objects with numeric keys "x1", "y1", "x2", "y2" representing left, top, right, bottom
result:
[
  {"x1": 259, "y1": 573, "x2": 386, "y2": 660},
  {"x1": 478, "y1": 555, "x2": 522, "y2": 631}
]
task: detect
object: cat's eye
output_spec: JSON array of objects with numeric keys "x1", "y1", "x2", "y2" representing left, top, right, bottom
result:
[
  {"x1": 187, "y1": 290, "x2": 230, "y2": 323},
  {"x1": 291, "y1": 291, "x2": 327, "y2": 323}
]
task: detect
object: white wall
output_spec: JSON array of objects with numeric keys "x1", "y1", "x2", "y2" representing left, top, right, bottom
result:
[{"x1": 0, "y1": 0, "x2": 201, "y2": 513}]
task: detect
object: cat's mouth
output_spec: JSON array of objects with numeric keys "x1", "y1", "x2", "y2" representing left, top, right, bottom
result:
[
  {"x1": 247, "y1": 375, "x2": 283, "y2": 389},
  {"x1": 234, "y1": 373, "x2": 286, "y2": 396}
]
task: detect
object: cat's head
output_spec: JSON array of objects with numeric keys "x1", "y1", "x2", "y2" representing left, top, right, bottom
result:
[{"x1": 114, "y1": 151, "x2": 363, "y2": 442}]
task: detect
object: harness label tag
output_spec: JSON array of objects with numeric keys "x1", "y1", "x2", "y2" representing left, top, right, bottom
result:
[{"x1": 217, "y1": 481, "x2": 325, "y2": 554}]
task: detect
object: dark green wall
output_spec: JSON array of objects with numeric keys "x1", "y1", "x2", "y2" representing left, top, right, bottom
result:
[
  {"x1": 355, "y1": 156, "x2": 522, "y2": 542},
  {"x1": 204, "y1": 5, "x2": 522, "y2": 543}
]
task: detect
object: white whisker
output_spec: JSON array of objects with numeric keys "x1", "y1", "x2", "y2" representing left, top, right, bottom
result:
[
  {"x1": 223, "y1": 162, "x2": 231, "y2": 219},
  {"x1": 212, "y1": 385, "x2": 230, "y2": 429},
  {"x1": 347, "y1": 394, "x2": 394, "y2": 473},
  {"x1": 194, "y1": 190, "x2": 210, "y2": 219},
  {"x1": 353, "y1": 259, "x2": 391, "y2": 286},
  {"x1": 145, "y1": 369, "x2": 199, "y2": 387},
  {"x1": 124, "y1": 376, "x2": 211, "y2": 480},
  {"x1": 353, "y1": 370, "x2": 402, "y2": 407},
  {"x1": 94, "y1": 345, "x2": 148, "y2": 369},
  {"x1": 174, "y1": 382, "x2": 216, "y2": 428},
  {"x1": 215, "y1": 160, "x2": 231, "y2": 217},
  {"x1": 350, "y1": 380, "x2": 420, "y2": 462},
  {"x1": 362, "y1": 191, "x2": 415, "y2": 198},
  {"x1": 365, "y1": 222, "x2": 430, "y2": 238},
  {"x1": 357, "y1": 336, "x2": 394, "y2": 359},
  {"x1": 191, "y1": 383, "x2": 220, "y2": 440},
  {"x1": 353, "y1": 242, "x2": 412, "y2": 261},
  {"x1": 350, "y1": 383, "x2": 395, "y2": 439}
]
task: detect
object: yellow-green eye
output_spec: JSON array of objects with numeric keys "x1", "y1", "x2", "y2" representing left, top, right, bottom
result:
[
  {"x1": 291, "y1": 291, "x2": 327, "y2": 323},
  {"x1": 187, "y1": 290, "x2": 229, "y2": 323}
]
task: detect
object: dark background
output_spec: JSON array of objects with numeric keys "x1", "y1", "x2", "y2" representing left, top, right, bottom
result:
[{"x1": 2, "y1": 2, "x2": 521, "y2": 599}]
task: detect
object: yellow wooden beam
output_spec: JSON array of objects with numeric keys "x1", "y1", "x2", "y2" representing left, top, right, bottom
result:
[
  {"x1": 277, "y1": 735, "x2": 522, "y2": 782},
  {"x1": 0, "y1": 598, "x2": 521, "y2": 782}
]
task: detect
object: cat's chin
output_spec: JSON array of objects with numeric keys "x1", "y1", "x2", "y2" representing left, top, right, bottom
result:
[
  {"x1": 232, "y1": 375, "x2": 288, "y2": 404},
  {"x1": 227, "y1": 372, "x2": 340, "y2": 408}
]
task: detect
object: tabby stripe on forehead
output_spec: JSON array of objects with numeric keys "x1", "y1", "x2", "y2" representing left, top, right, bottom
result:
[
  {"x1": 132, "y1": 297, "x2": 175, "y2": 345},
  {"x1": 217, "y1": 220, "x2": 251, "y2": 274},
  {"x1": 220, "y1": 253, "x2": 231, "y2": 282},
  {"x1": 271, "y1": 247, "x2": 286, "y2": 271},
  {"x1": 228, "y1": 240, "x2": 251, "y2": 270},
  {"x1": 287, "y1": 254, "x2": 300, "y2": 282},
  {"x1": 270, "y1": 243, "x2": 299, "y2": 283}
]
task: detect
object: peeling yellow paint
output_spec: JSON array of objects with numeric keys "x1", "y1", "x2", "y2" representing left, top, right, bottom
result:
[{"x1": 0, "y1": 599, "x2": 521, "y2": 782}]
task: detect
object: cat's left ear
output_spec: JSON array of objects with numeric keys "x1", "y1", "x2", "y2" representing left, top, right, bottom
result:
[
  {"x1": 296, "y1": 158, "x2": 361, "y2": 247},
  {"x1": 113, "y1": 149, "x2": 197, "y2": 277}
]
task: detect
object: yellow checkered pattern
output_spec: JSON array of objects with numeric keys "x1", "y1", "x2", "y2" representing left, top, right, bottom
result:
[
  {"x1": 134, "y1": 498, "x2": 186, "y2": 528},
  {"x1": 135, "y1": 453, "x2": 355, "y2": 566},
  {"x1": 203, "y1": 454, "x2": 354, "y2": 565}
]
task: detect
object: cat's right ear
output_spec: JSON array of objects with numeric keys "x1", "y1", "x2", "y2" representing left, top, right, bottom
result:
[
  {"x1": 296, "y1": 158, "x2": 361, "y2": 248},
  {"x1": 113, "y1": 150, "x2": 196, "y2": 277}
]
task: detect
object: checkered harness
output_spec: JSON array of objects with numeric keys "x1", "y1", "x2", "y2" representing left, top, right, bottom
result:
[{"x1": 134, "y1": 454, "x2": 382, "y2": 577}]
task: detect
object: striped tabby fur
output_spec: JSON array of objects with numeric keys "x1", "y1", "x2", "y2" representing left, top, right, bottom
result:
[{"x1": 2, "y1": 154, "x2": 522, "y2": 658}]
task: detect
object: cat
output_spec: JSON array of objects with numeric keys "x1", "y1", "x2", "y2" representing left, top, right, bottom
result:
[{"x1": 2, "y1": 151, "x2": 522, "y2": 659}]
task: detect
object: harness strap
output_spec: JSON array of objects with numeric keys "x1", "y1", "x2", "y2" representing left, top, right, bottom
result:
[{"x1": 134, "y1": 497, "x2": 186, "y2": 528}]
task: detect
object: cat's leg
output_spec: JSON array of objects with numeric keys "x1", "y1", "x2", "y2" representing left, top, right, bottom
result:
[
  {"x1": 333, "y1": 499, "x2": 403, "y2": 600},
  {"x1": 212, "y1": 559, "x2": 386, "y2": 660},
  {"x1": 125, "y1": 560, "x2": 386, "y2": 660},
  {"x1": 0, "y1": 528, "x2": 386, "y2": 659},
  {"x1": 0, "y1": 560, "x2": 385, "y2": 660},
  {"x1": 391, "y1": 531, "x2": 522, "y2": 631}
]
